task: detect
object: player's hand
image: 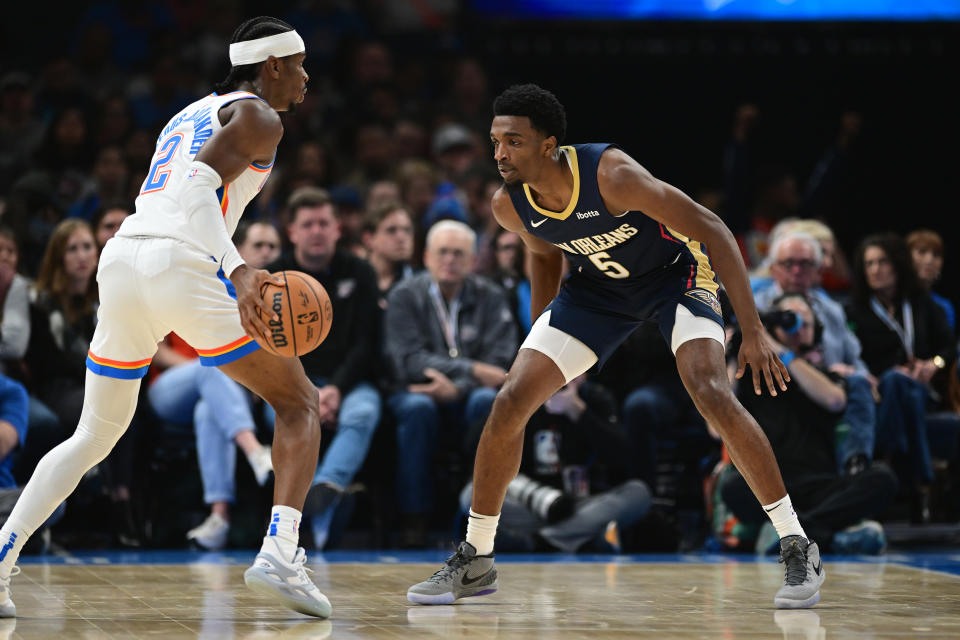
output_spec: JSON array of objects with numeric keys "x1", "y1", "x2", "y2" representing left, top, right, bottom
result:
[
  {"x1": 230, "y1": 264, "x2": 285, "y2": 346},
  {"x1": 735, "y1": 327, "x2": 790, "y2": 396}
]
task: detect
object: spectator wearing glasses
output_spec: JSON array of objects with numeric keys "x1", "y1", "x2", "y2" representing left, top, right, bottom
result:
[
  {"x1": 754, "y1": 229, "x2": 877, "y2": 476},
  {"x1": 384, "y1": 220, "x2": 517, "y2": 546}
]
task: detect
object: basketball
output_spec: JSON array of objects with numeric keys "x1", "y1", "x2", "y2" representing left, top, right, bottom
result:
[{"x1": 255, "y1": 270, "x2": 333, "y2": 357}]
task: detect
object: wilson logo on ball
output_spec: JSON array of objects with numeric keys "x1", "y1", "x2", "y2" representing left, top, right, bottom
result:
[{"x1": 269, "y1": 292, "x2": 288, "y2": 348}]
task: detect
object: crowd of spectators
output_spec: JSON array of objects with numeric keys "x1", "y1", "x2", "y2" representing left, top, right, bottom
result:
[{"x1": 0, "y1": 4, "x2": 958, "y2": 555}]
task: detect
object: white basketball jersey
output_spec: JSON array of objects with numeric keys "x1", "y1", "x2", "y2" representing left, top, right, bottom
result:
[{"x1": 118, "y1": 91, "x2": 274, "y2": 251}]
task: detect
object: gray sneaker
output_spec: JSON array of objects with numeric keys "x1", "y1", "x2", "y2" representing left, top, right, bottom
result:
[
  {"x1": 244, "y1": 538, "x2": 332, "y2": 618},
  {"x1": 774, "y1": 535, "x2": 826, "y2": 609},
  {"x1": 407, "y1": 542, "x2": 498, "y2": 605}
]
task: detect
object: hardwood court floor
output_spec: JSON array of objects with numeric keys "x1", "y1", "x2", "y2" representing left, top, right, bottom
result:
[{"x1": 6, "y1": 552, "x2": 960, "y2": 638}]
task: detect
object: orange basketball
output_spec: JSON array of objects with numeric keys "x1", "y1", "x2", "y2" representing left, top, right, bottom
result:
[{"x1": 255, "y1": 270, "x2": 333, "y2": 357}]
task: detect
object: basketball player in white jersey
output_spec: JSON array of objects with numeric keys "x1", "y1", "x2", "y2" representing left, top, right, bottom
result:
[{"x1": 0, "y1": 17, "x2": 332, "y2": 619}]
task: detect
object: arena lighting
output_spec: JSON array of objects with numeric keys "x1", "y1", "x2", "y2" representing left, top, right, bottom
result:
[{"x1": 471, "y1": 0, "x2": 960, "y2": 21}]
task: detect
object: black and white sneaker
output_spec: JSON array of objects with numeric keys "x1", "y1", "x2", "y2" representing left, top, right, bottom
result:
[{"x1": 774, "y1": 535, "x2": 826, "y2": 609}]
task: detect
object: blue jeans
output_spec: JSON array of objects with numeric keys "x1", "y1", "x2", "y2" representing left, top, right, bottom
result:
[
  {"x1": 263, "y1": 379, "x2": 381, "y2": 490},
  {"x1": 876, "y1": 369, "x2": 933, "y2": 484},
  {"x1": 389, "y1": 387, "x2": 497, "y2": 515},
  {"x1": 837, "y1": 373, "x2": 877, "y2": 469},
  {"x1": 148, "y1": 360, "x2": 255, "y2": 504}
]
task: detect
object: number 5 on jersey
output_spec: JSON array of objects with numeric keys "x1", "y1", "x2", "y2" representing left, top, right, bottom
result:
[
  {"x1": 141, "y1": 133, "x2": 184, "y2": 194},
  {"x1": 589, "y1": 251, "x2": 630, "y2": 279}
]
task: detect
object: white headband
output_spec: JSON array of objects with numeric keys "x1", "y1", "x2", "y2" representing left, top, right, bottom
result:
[{"x1": 229, "y1": 30, "x2": 305, "y2": 66}]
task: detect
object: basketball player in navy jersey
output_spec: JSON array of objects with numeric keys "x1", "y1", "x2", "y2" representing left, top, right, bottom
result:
[{"x1": 408, "y1": 84, "x2": 825, "y2": 609}]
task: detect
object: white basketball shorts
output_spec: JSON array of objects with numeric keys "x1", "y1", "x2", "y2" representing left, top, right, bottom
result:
[{"x1": 86, "y1": 236, "x2": 260, "y2": 379}]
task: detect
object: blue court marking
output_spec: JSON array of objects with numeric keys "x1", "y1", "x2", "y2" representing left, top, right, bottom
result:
[{"x1": 16, "y1": 550, "x2": 960, "y2": 577}]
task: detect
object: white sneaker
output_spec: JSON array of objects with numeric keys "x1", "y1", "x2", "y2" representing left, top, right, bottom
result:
[
  {"x1": 186, "y1": 513, "x2": 229, "y2": 551},
  {"x1": 248, "y1": 446, "x2": 274, "y2": 486},
  {"x1": 244, "y1": 537, "x2": 332, "y2": 618},
  {"x1": 0, "y1": 567, "x2": 20, "y2": 618}
]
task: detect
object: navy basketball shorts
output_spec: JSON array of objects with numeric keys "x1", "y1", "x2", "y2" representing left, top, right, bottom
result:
[{"x1": 520, "y1": 260, "x2": 725, "y2": 383}]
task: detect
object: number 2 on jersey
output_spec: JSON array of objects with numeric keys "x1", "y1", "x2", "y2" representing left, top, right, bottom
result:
[
  {"x1": 141, "y1": 133, "x2": 184, "y2": 194},
  {"x1": 589, "y1": 251, "x2": 630, "y2": 279}
]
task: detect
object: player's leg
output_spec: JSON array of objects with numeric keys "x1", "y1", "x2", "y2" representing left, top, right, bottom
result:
[
  {"x1": 0, "y1": 236, "x2": 161, "y2": 617},
  {"x1": 408, "y1": 308, "x2": 597, "y2": 605},
  {"x1": 217, "y1": 348, "x2": 329, "y2": 618},
  {"x1": 161, "y1": 242, "x2": 328, "y2": 618},
  {"x1": 669, "y1": 305, "x2": 824, "y2": 608},
  {"x1": 218, "y1": 351, "x2": 320, "y2": 514}
]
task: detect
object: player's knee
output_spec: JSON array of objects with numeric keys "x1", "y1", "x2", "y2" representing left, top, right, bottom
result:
[
  {"x1": 491, "y1": 382, "x2": 530, "y2": 426},
  {"x1": 272, "y1": 381, "x2": 321, "y2": 429},
  {"x1": 686, "y1": 375, "x2": 732, "y2": 411}
]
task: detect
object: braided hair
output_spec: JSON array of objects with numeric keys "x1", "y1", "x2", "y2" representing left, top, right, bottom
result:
[{"x1": 213, "y1": 16, "x2": 296, "y2": 95}]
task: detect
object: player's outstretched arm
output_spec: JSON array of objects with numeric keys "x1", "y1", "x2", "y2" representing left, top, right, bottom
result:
[
  {"x1": 491, "y1": 186, "x2": 563, "y2": 319},
  {"x1": 596, "y1": 148, "x2": 789, "y2": 396},
  {"x1": 186, "y1": 100, "x2": 285, "y2": 345}
]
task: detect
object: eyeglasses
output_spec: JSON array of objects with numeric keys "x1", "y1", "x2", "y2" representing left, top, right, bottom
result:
[{"x1": 776, "y1": 258, "x2": 817, "y2": 271}]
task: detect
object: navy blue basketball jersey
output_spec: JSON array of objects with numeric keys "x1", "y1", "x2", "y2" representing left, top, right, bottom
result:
[{"x1": 506, "y1": 143, "x2": 718, "y2": 300}]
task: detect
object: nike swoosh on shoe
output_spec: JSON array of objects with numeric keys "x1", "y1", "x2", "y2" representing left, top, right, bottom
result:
[{"x1": 461, "y1": 570, "x2": 492, "y2": 586}]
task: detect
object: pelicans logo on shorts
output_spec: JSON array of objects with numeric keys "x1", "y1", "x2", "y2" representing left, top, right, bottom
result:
[{"x1": 685, "y1": 289, "x2": 722, "y2": 316}]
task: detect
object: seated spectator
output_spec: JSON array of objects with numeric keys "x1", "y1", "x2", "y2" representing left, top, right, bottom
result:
[
  {"x1": 385, "y1": 220, "x2": 517, "y2": 546},
  {"x1": 459, "y1": 374, "x2": 650, "y2": 553},
  {"x1": 845, "y1": 233, "x2": 957, "y2": 523},
  {"x1": 91, "y1": 200, "x2": 133, "y2": 251},
  {"x1": 721, "y1": 293, "x2": 897, "y2": 554},
  {"x1": 754, "y1": 229, "x2": 876, "y2": 476},
  {"x1": 907, "y1": 229, "x2": 955, "y2": 333},
  {"x1": 234, "y1": 220, "x2": 282, "y2": 273},
  {"x1": 361, "y1": 201, "x2": 415, "y2": 303},
  {"x1": 486, "y1": 228, "x2": 532, "y2": 338},
  {"x1": 267, "y1": 187, "x2": 381, "y2": 550}
]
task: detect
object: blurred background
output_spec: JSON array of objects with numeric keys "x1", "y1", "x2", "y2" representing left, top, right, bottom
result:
[{"x1": 1, "y1": 1, "x2": 958, "y2": 555}]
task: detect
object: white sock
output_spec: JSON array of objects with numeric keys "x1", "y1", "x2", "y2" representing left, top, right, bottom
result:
[
  {"x1": 763, "y1": 495, "x2": 807, "y2": 540},
  {"x1": 262, "y1": 505, "x2": 301, "y2": 561},
  {"x1": 466, "y1": 509, "x2": 499, "y2": 556},
  {"x1": 0, "y1": 523, "x2": 27, "y2": 578}
]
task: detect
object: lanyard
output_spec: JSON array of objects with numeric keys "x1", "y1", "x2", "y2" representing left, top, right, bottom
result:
[
  {"x1": 429, "y1": 283, "x2": 461, "y2": 358},
  {"x1": 870, "y1": 296, "x2": 914, "y2": 360}
]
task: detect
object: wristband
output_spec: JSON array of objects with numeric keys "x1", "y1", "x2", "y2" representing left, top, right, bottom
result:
[{"x1": 779, "y1": 350, "x2": 795, "y2": 367}]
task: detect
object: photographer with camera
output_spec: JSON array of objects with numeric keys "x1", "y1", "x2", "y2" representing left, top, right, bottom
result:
[
  {"x1": 755, "y1": 229, "x2": 877, "y2": 476},
  {"x1": 459, "y1": 374, "x2": 651, "y2": 553},
  {"x1": 721, "y1": 293, "x2": 897, "y2": 554}
]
